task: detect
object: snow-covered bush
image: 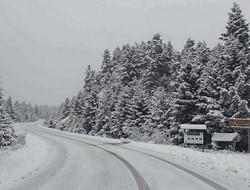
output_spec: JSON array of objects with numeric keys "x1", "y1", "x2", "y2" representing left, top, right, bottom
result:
[{"x1": 0, "y1": 124, "x2": 16, "y2": 146}]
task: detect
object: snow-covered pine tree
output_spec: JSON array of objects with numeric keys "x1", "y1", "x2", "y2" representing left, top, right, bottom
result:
[
  {"x1": 74, "y1": 91, "x2": 84, "y2": 117},
  {"x1": 119, "y1": 44, "x2": 140, "y2": 86},
  {"x1": 5, "y1": 96, "x2": 16, "y2": 121},
  {"x1": 191, "y1": 42, "x2": 215, "y2": 123},
  {"x1": 57, "y1": 102, "x2": 64, "y2": 118},
  {"x1": 181, "y1": 38, "x2": 196, "y2": 65},
  {"x1": 94, "y1": 87, "x2": 114, "y2": 134},
  {"x1": 100, "y1": 49, "x2": 115, "y2": 87},
  {"x1": 219, "y1": 2, "x2": 250, "y2": 93},
  {"x1": 13, "y1": 101, "x2": 21, "y2": 122},
  {"x1": 235, "y1": 73, "x2": 250, "y2": 103},
  {"x1": 84, "y1": 65, "x2": 97, "y2": 93},
  {"x1": 143, "y1": 33, "x2": 171, "y2": 92},
  {"x1": 0, "y1": 83, "x2": 16, "y2": 146},
  {"x1": 109, "y1": 85, "x2": 134, "y2": 138},
  {"x1": 81, "y1": 66, "x2": 99, "y2": 134},
  {"x1": 34, "y1": 105, "x2": 40, "y2": 117},
  {"x1": 122, "y1": 80, "x2": 149, "y2": 139},
  {"x1": 220, "y1": 36, "x2": 246, "y2": 87},
  {"x1": 101, "y1": 49, "x2": 113, "y2": 74},
  {"x1": 220, "y1": 2, "x2": 250, "y2": 49},
  {"x1": 69, "y1": 95, "x2": 76, "y2": 115},
  {"x1": 61, "y1": 98, "x2": 70, "y2": 119},
  {"x1": 174, "y1": 40, "x2": 200, "y2": 123},
  {"x1": 233, "y1": 99, "x2": 250, "y2": 118}
]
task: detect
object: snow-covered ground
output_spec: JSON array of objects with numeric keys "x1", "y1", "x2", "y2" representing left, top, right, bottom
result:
[
  {"x1": 36, "y1": 124, "x2": 250, "y2": 190},
  {"x1": 1, "y1": 122, "x2": 250, "y2": 190},
  {"x1": 127, "y1": 141, "x2": 250, "y2": 190},
  {"x1": 0, "y1": 122, "x2": 53, "y2": 190}
]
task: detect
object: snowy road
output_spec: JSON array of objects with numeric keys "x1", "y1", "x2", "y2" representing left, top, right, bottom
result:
[{"x1": 11, "y1": 124, "x2": 230, "y2": 190}]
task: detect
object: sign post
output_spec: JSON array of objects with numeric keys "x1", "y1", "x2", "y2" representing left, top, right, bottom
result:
[{"x1": 229, "y1": 118, "x2": 250, "y2": 153}]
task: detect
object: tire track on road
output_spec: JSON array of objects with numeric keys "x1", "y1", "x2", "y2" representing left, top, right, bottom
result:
[
  {"x1": 28, "y1": 127, "x2": 150, "y2": 190},
  {"x1": 111, "y1": 145, "x2": 230, "y2": 190},
  {"x1": 12, "y1": 130, "x2": 67, "y2": 190}
]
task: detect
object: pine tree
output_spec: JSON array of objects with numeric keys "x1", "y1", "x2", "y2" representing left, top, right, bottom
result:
[
  {"x1": 220, "y1": 36, "x2": 246, "y2": 87},
  {"x1": 74, "y1": 91, "x2": 84, "y2": 117},
  {"x1": 148, "y1": 88, "x2": 169, "y2": 127},
  {"x1": 0, "y1": 83, "x2": 16, "y2": 146},
  {"x1": 233, "y1": 99, "x2": 250, "y2": 118},
  {"x1": 5, "y1": 96, "x2": 16, "y2": 121},
  {"x1": 94, "y1": 86, "x2": 115, "y2": 134},
  {"x1": 99, "y1": 49, "x2": 115, "y2": 88},
  {"x1": 82, "y1": 90, "x2": 98, "y2": 134},
  {"x1": 174, "y1": 60, "x2": 199, "y2": 123},
  {"x1": 122, "y1": 81, "x2": 149, "y2": 139},
  {"x1": 119, "y1": 45, "x2": 140, "y2": 86},
  {"x1": 57, "y1": 102, "x2": 64, "y2": 118},
  {"x1": 61, "y1": 98, "x2": 70, "y2": 119},
  {"x1": 109, "y1": 85, "x2": 134, "y2": 138},
  {"x1": 81, "y1": 66, "x2": 99, "y2": 134},
  {"x1": 101, "y1": 49, "x2": 113, "y2": 74},
  {"x1": 34, "y1": 105, "x2": 40, "y2": 116},
  {"x1": 181, "y1": 38, "x2": 196, "y2": 65},
  {"x1": 13, "y1": 101, "x2": 21, "y2": 122},
  {"x1": 221, "y1": 2, "x2": 250, "y2": 49},
  {"x1": 84, "y1": 65, "x2": 97, "y2": 92}
]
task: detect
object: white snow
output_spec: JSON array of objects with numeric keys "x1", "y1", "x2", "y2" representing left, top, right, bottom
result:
[
  {"x1": 2, "y1": 122, "x2": 250, "y2": 190},
  {"x1": 180, "y1": 124, "x2": 207, "y2": 130},
  {"x1": 0, "y1": 122, "x2": 52, "y2": 190},
  {"x1": 128, "y1": 141, "x2": 250, "y2": 190},
  {"x1": 35, "y1": 124, "x2": 250, "y2": 189}
]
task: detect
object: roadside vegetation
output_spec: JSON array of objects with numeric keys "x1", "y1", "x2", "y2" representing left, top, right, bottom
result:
[
  {"x1": 48, "y1": 3, "x2": 250, "y2": 151},
  {"x1": 0, "y1": 81, "x2": 58, "y2": 147}
]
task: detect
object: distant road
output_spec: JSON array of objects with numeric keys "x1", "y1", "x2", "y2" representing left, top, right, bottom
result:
[{"x1": 12, "y1": 124, "x2": 229, "y2": 190}]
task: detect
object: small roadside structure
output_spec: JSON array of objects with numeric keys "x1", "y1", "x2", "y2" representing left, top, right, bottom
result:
[
  {"x1": 212, "y1": 132, "x2": 241, "y2": 150},
  {"x1": 180, "y1": 124, "x2": 207, "y2": 145}
]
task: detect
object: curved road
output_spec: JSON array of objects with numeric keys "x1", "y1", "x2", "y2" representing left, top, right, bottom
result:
[{"x1": 13, "y1": 124, "x2": 229, "y2": 190}]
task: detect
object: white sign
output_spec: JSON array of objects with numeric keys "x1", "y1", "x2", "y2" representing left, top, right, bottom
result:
[{"x1": 184, "y1": 131, "x2": 204, "y2": 144}]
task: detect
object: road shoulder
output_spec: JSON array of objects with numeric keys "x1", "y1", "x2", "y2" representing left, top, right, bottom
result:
[
  {"x1": 0, "y1": 123, "x2": 54, "y2": 190},
  {"x1": 126, "y1": 141, "x2": 250, "y2": 190}
]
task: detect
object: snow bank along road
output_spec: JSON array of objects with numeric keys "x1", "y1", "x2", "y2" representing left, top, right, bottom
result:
[{"x1": 10, "y1": 124, "x2": 232, "y2": 190}]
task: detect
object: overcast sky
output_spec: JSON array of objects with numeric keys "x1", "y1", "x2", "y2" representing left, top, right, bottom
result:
[{"x1": 0, "y1": 0, "x2": 250, "y2": 106}]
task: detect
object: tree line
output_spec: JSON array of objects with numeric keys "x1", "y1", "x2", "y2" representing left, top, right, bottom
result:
[
  {"x1": 51, "y1": 3, "x2": 250, "y2": 147},
  {"x1": 5, "y1": 96, "x2": 58, "y2": 123},
  {"x1": 0, "y1": 82, "x2": 58, "y2": 146}
]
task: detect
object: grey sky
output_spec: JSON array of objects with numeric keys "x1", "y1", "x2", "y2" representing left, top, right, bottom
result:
[{"x1": 0, "y1": 0, "x2": 250, "y2": 106}]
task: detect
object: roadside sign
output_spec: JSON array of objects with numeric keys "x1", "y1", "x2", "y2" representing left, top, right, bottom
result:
[
  {"x1": 229, "y1": 118, "x2": 250, "y2": 153},
  {"x1": 229, "y1": 118, "x2": 250, "y2": 127}
]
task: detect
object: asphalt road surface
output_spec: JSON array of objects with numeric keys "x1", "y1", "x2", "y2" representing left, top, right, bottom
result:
[{"x1": 12, "y1": 124, "x2": 229, "y2": 190}]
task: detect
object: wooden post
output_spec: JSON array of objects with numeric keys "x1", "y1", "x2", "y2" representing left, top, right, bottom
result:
[
  {"x1": 233, "y1": 142, "x2": 236, "y2": 152},
  {"x1": 233, "y1": 128, "x2": 236, "y2": 152}
]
